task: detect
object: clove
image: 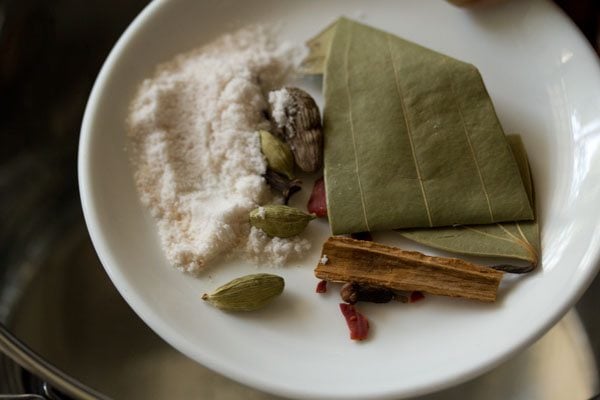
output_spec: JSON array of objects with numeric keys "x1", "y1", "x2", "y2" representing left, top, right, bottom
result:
[{"x1": 263, "y1": 169, "x2": 302, "y2": 205}]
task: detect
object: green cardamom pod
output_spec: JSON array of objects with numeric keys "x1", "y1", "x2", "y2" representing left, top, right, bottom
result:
[
  {"x1": 201, "y1": 273, "x2": 285, "y2": 312},
  {"x1": 259, "y1": 130, "x2": 294, "y2": 179},
  {"x1": 249, "y1": 205, "x2": 315, "y2": 238}
]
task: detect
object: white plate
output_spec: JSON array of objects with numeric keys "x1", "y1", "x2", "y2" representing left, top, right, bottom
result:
[{"x1": 78, "y1": 0, "x2": 600, "y2": 399}]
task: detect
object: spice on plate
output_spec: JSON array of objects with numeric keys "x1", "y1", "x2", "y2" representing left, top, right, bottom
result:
[
  {"x1": 259, "y1": 130, "x2": 295, "y2": 179},
  {"x1": 315, "y1": 237, "x2": 504, "y2": 302},
  {"x1": 307, "y1": 177, "x2": 327, "y2": 218},
  {"x1": 339, "y1": 303, "x2": 369, "y2": 341},
  {"x1": 249, "y1": 205, "x2": 315, "y2": 238},
  {"x1": 268, "y1": 87, "x2": 323, "y2": 172},
  {"x1": 410, "y1": 291, "x2": 425, "y2": 303},
  {"x1": 263, "y1": 169, "x2": 302, "y2": 205},
  {"x1": 314, "y1": 18, "x2": 534, "y2": 235},
  {"x1": 398, "y1": 135, "x2": 540, "y2": 271},
  {"x1": 340, "y1": 282, "x2": 395, "y2": 304},
  {"x1": 302, "y1": 19, "x2": 540, "y2": 269},
  {"x1": 316, "y1": 280, "x2": 328, "y2": 293},
  {"x1": 202, "y1": 273, "x2": 284, "y2": 312},
  {"x1": 393, "y1": 290, "x2": 412, "y2": 303}
]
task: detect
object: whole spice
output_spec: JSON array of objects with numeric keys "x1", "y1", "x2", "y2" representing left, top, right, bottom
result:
[
  {"x1": 339, "y1": 303, "x2": 369, "y2": 341},
  {"x1": 340, "y1": 282, "x2": 395, "y2": 304},
  {"x1": 319, "y1": 19, "x2": 534, "y2": 236},
  {"x1": 315, "y1": 237, "x2": 504, "y2": 302},
  {"x1": 307, "y1": 177, "x2": 327, "y2": 217},
  {"x1": 316, "y1": 280, "x2": 328, "y2": 293},
  {"x1": 268, "y1": 87, "x2": 323, "y2": 172},
  {"x1": 393, "y1": 290, "x2": 411, "y2": 303},
  {"x1": 201, "y1": 273, "x2": 284, "y2": 312},
  {"x1": 249, "y1": 205, "x2": 315, "y2": 238},
  {"x1": 299, "y1": 20, "x2": 337, "y2": 74},
  {"x1": 410, "y1": 291, "x2": 425, "y2": 303},
  {"x1": 259, "y1": 130, "x2": 294, "y2": 179},
  {"x1": 263, "y1": 169, "x2": 302, "y2": 205}
]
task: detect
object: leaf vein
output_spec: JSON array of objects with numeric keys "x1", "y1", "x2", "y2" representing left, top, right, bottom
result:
[
  {"x1": 516, "y1": 223, "x2": 539, "y2": 260},
  {"x1": 497, "y1": 224, "x2": 522, "y2": 243},
  {"x1": 496, "y1": 223, "x2": 538, "y2": 262},
  {"x1": 463, "y1": 225, "x2": 516, "y2": 244},
  {"x1": 345, "y1": 28, "x2": 371, "y2": 231},
  {"x1": 386, "y1": 34, "x2": 433, "y2": 227},
  {"x1": 444, "y1": 58, "x2": 495, "y2": 221}
]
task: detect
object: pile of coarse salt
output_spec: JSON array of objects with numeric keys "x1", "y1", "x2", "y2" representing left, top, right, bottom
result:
[
  {"x1": 268, "y1": 88, "x2": 295, "y2": 132},
  {"x1": 126, "y1": 26, "x2": 310, "y2": 273}
]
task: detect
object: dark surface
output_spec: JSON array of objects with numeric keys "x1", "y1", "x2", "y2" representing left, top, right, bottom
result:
[
  {"x1": 554, "y1": 0, "x2": 600, "y2": 55},
  {"x1": 0, "y1": 0, "x2": 149, "y2": 309},
  {"x1": 0, "y1": 0, "x2": 149, "y2": 159},
  {"x1": 0, "y1": 0, "x2": 149, "y2": 238}
]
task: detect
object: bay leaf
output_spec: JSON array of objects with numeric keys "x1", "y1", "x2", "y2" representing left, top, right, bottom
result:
[
  {"x1": 320, "y1": 18, "x2": 534, "y2": 234},
  {"x1": 299, "y1": 20, "x2": 336, "y2": 74},
  {"x1": 399, "y1": 135, "x2": 540, "y2": 269}
]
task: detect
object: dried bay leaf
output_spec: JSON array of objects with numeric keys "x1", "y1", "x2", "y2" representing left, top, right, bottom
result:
[
  {"x1": 399, "y1": 135, "x2": 540, "y2": 269},
  {"x1": 319, "y1": 18, "x2": 534, "y2": 234},
  {"x1": 400, "y1": 222, "x2": 539, "y2": 268},
  {"x1": 299, "y1": 20, "x2": 336, "y2": 74}
]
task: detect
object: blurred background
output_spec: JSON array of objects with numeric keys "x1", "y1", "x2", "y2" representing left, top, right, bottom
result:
[{"x1": 0, "y1": 0, "x2": 599, "y2": 399}]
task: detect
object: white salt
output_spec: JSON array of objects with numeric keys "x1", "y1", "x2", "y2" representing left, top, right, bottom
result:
[
  {"x1": 127, "y1": 26, "x2": 309, "y2": 273},
  {"x1": 268, "y1": 87, "x2": 295, "y2": 133},
  {"x1": 320, "y1": 255, "x2": 329, "y2": 265}
]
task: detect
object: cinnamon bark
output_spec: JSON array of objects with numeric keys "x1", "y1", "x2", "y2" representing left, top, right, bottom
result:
[{"x1": 315, "y1": 237, "x2": 503, "y2": 302}]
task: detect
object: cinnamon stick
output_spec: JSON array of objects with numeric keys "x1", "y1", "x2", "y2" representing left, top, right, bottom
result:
[{"x1": 315, "y1": 237, "x2": 503, "y2": 302}]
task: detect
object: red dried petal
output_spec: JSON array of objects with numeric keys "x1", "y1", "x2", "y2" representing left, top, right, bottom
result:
[
  {"x1": 307, "y1": 177, "x2": 327, "y2": 217},
  {"x1": 316, "y1": 280, "x2": 328, "y2": 293},
  {"x1": 410, "y1": 291, "x2": 425, "y2": 303},
  {"x1": 339, "y1": 303, "x2": 369, "y2": 341}
]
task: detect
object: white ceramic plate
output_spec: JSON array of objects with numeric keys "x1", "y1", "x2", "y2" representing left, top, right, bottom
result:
[{"x1": 78, "y1": 0, "x2": 600, "y2": 399}]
